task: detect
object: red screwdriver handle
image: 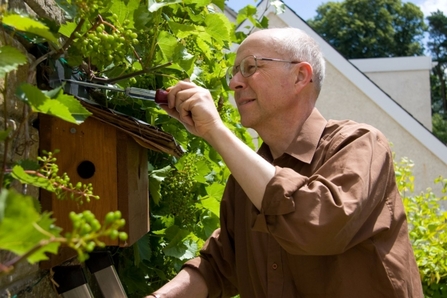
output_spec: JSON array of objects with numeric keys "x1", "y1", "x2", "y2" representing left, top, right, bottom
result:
[{"x1": 155, "y1": 89, "x2": 169, "y2": 105}]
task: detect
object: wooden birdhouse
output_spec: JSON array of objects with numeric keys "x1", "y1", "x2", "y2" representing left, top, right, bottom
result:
[{"x1": 39, "y1": 98, "x2": 183, "y2": 266}]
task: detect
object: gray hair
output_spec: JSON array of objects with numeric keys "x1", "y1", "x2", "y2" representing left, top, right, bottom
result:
[{"x1": 260, "y1": 28, "x2": 326, "y2": 92}]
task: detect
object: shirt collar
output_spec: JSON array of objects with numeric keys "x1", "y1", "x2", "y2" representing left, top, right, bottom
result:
[{"x1": 258, "y1": 108, "x2": 327, "y2": 164}]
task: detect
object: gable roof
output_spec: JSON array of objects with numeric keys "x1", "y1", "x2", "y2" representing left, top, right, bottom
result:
[{"x1": 235, "y1": 0, "x2": 447, "y2": 166}]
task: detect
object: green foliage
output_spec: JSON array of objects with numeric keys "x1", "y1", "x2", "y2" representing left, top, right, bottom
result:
[
  {"x1": 395, "y1": 158, "x2": 447, "y2": 297},
  {"x1": 307, "y1": 0, "x2": 426, "y2": 59},
  {"x1": 432, "y1": 113, "x2": 447, "y2": 144},
  {"x1": 0, "y1": 45, "x2": 27, "y2": 79},
  {"x1": 11, "y1": 151, "x2": 99, "y2": 204},
  {"x1": 2, "y1": 13, "x2": 59, "y2": 44},
  {"x1": 0, "y1": 12, "x2": 127, "y2": 275},
  {"x1": 0, "y1": 189, "x2": 61, "y2": 265},
  {"x1": 427, "y1": 10, "x2": 447, "y2": 145},
  {"x1": 1, "y1": 0, "x2": 270, "y2": 294},
  {"x1": 66, "y1": 210, "x2": 128, "y2": 262}
]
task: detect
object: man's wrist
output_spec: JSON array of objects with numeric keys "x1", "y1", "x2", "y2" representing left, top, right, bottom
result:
[{"x1": 148, "y1": 294, "x2": 160, "y2": 298}]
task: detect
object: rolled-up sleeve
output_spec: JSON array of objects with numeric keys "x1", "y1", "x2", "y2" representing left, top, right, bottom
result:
[{"x1": 253, "y1": 126, "x2": 395, "y2": 256}]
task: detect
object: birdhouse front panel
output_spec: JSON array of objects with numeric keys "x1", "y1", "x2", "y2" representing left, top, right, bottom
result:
[{"x1": 39, "y1": 114, "x2": 149, "y2": 249}]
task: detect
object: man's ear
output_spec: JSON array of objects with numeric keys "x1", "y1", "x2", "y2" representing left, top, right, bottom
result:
[{"x1": 294, "y1": 62, "x2": 313, "y2": 85}]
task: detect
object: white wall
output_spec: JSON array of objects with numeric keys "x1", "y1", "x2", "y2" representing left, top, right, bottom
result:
[{"x1": 350, "y1": 57, "x2": 433, "y2": 131}]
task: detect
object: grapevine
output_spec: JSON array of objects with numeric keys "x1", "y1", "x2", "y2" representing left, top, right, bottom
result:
[
  {"x1": 69, "y1": 15, "x2": 140, "y2": 73},
  {"x1": 161, "y1": 154, "x2": 200, "y2": 228},
  {"x1": 66, "y1": 210, "x2": 128, "y2": 262},
  {"x1": 73, "y1": 0, "x2": 108, "y2": 20},
  {"x1": 38, "y1": 150, "x2": 99, "y2": 203}
]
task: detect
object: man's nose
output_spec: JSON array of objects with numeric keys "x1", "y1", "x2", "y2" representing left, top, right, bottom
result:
[{"x1": 229, "y1": 71, "x2": 247, "y2": 90}]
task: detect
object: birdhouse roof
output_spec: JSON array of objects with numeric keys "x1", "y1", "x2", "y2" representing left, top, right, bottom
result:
[{"x1": 78, "y1": 97, "x2": 184, "y2": 157}]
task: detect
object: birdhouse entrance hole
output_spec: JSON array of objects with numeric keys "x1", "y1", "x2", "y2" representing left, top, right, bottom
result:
[{"x1": 77, "y1": 160, "x2": 95, "y2": 179}]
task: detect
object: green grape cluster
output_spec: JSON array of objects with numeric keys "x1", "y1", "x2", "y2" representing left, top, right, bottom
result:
[
  {"x1": 71, "y1": 19, "x2": 139, "y2": 71},
  {"x1": 74, "y1": 0, "x2": 107, "y2": 19},
  {"x1": 161, "y1": 156, "x2": 199, "y2": 227},
  {"x1": 37, "y1": 151, "x2": 100, "y2": 203},
  {"x1": 66, "y1": 210, "x2": 128, "y2": 262}
]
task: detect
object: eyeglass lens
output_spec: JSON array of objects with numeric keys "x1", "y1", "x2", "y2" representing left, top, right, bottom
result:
[{"x1": 227, "y1": 56, "x2": 257, "y2": 84}]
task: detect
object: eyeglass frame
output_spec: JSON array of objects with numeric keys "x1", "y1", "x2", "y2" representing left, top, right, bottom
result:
[{"x1": 226, "y1": 55, "x2": 312, "y2": 85}]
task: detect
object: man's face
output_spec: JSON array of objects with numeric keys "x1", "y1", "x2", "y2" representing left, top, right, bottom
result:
[{"x1": 228, "y1": 33, "x2": 298, "y2": 131}]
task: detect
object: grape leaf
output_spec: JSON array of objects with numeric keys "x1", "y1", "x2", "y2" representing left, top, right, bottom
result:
[
  {"x1": 43, "y1": 86, "x2": 92, "y2": 123},
  {"x1": 2, "y1": 14, "x2": 58, "y2": 44},
  {"x1": 16, "y1": 84, "x2": 91, "y2": 124},
  {"x1": 11, "y1": 165, "x2": 56, "y2": 192},
  {"x1": 0, "y1": 46, "x2": 27, "y2": 79},
  {"x1": 148, "y1": 0, "x2": 182, "y2": 12},
  {"x1": 200, "y1": 196, "x2": 220, "y2": 217},
  {"x1": 135, "y1": 234, "x2": 152, "y2": 266},
  {"x1": 0, "y1": 189, "x2": 61, "y2": 263},
  {"x1": 110, "y1": 0, "x2": 140, "y2": 28},
  {"x1": 162, "y1": 226, "x2": 197, "y2": 260},
  {"x1": 205, "y1": 13, "x2": 232, "y2": 43},
  {"x1": 58, "y1": 21, "x2": 77, "y2": 38}
]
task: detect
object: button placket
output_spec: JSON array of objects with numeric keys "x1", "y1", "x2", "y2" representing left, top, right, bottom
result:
[{"x1": 267, "y1": 236, "x2": 283, "y2": 298}]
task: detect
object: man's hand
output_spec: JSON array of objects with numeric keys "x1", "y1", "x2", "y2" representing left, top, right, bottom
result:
[
  {"x1": 161, "y1": 80, "x2": 224, "y2": 141},
  {"x1": 146, "y1": 267, "x2": 208, "y2": 298},
  {"x1": 161, "y1": 80, "x2": 275, "y2": 211}
]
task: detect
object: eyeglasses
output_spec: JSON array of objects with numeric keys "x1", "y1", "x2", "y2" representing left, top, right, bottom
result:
[{"x1": 226, "y1": 55, "x2": 303, "y2": 85}]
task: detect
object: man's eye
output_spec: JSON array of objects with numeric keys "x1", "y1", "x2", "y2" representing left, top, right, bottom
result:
[{"x1": 245, "y1": 64, "x2": 256, "y2": 73}]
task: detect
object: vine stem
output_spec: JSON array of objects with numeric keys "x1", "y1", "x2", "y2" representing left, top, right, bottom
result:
[
  {"x1": 91, "y1": 61, "x2": 173, "y2": 84},
  {"x1": 0, "y1": 72, "x2": 9, "y2": 191},
  {"x1": 0, "y1": 235, "x2": 67, "y2": 275},
  {"x1": 3, "y1": 168, "x2": 96, "y2": 202},
  {"x1": 27, "y1": 18, "x2": 86, "y2": 84}
]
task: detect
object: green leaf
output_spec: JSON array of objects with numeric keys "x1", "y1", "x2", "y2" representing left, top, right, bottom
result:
[
  {"x1": 270, "y1": 0, "x2": 285, "y2": 14},
  {"x1": 148, "y1": 0, "x2": 182, "y2": 12},
  {"x1": 0, "y1": 189, "x2": 61, "y2": 263},
  {"x1": 54, "y1": 0, "x2": 78, "y2": 19},
  {"x1": 211, "y1": 0, "x2": 225, "y2": 11},
  {"x1": 201, "y1": 211, "x2": 220, "y2": 238},
  {"x1": 193, "y1": 162, "x2": 210, "y2": 184},
  {"x1": 110, "y1": 0, "x2": 140, "y2": 27},
  {"x1": 163, "y1": 226, "x2": 198, "y2": 260},
  {"x1": 134, "y1": 233, "x2": 152, "y2": 266},
  {"x1": 58, "y1": 21, "x2": 77, "y2": 38},
  {"x1": 204, "y1": 13, "x2": 232, "y2": 43},
  {"x1": 200, "y1": 196, "x2": 220, "y2": 217},
  {"x1": 0, "y1": 191, "x2": 7, "y2": 223},
  {"x1": 236, "y1": 5, "x2": 258, "y2": 25},
  {"x1": 162, "y1": 225, "x2": 189, "y2": 258},
  {"x1": 10, "y1": 165, "x2": 56, "y2": 192},
  {"x1": 0, "y1": 129, "x2": 11, "y2": 141},
  {"x1": 0, "y1": 46, "x2": 27, "y2": 79},
  {"x1": 43, "y1": 87, "x2": 92, "y2": 123},
  {"x1": 2, "y1": 14, "x2": 58, "y2": 44},
  {"x1": 16, "y1": 84, "x2": 91, "y2": 124},
  {"x1": 158, "y1": 30, "x2": 179, "y2": 61},
  {"x1": 149, "y1": 166, "x2": 172, "y2": 205},
  {"x1": 149, "y1": 175, "x2": 162, "y2": 206},
  {"x1": 15, "y1": 159, "x2": 40, "y2": 171}
]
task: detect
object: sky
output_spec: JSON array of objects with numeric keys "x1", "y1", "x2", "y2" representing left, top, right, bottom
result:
[{"x1": 225, "y1": 0, "x2": 447, "y2": 21}]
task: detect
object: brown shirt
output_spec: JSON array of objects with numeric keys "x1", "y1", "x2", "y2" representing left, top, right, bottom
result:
[{"x1": 184, "y1": 108, "x2": 423, "y2": 298}]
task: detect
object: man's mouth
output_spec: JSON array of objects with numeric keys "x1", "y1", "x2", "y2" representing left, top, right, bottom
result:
[{"x1": 239, "y1": 98, "x2": 255, "y2": 106}]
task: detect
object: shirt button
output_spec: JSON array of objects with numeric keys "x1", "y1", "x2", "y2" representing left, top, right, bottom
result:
[{"x1": 272, "y1": 263, "x2": 278, "y2": 270}]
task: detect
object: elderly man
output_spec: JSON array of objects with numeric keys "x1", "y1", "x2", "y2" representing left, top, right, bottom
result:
[{"x1": 147, "y1": 28, "x2": 423, "y2": 298}]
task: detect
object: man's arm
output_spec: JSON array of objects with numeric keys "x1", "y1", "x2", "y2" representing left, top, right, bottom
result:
[
  {"x1": 162, "y1": 81, "x2": 275, "y2": 210},
  {"x1": 147, "y1": 267, "x2": 208, "y2": 298}
]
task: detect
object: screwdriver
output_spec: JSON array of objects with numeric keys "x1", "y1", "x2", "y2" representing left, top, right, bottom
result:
[{"x1": 63, "y1": 79, "x2": 169, "y2": 105}]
